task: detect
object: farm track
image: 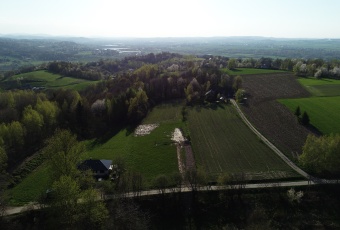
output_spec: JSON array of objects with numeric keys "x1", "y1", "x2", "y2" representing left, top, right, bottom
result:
[
  {"x1": 231, "y1": 99, "x2": 309, "y2": 178},
  {"x1": 176, "y1": 144, "x2": 185, "y2": 177},
  {"x1": 184, "y1": 144, "x2": 195, "y2": 171}
]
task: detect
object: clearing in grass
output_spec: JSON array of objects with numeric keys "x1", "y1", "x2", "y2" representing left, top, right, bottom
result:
[
  {"x1": 278, "y1": 96, "x2": 340, "y2": 135},
  {"x1": 187, "y1": 103, "x2": 299, "y2": 180}
]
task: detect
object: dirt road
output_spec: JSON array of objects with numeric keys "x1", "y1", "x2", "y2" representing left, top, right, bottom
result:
[{"x1": 230, "y1": 99, "x2": 310, "y2": 178}]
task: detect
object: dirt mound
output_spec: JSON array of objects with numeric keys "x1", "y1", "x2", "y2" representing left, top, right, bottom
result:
[
  {"x1": 171, "y1": 128, "x2": 186, "y2": 143},
  {"x1": 134, "y1": 124, "x2": 159, "y2": 136}
]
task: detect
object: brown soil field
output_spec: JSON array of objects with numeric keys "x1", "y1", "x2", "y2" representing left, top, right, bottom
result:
[{"x1": 240, "y1": 73, "x2": 312, "y2": 160}]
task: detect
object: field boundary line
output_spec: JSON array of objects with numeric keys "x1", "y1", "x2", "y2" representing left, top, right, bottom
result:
[{"x1": 230, "y1": 99, "x2": 310, "y2": 179}]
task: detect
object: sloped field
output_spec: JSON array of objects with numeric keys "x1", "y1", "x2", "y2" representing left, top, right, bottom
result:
[
  {"x1": 1, "y1": 70, "x2": 97, "y2": 91},
  {"x1": 241, "y1": 73, "x2": 312, "y2": 158}
]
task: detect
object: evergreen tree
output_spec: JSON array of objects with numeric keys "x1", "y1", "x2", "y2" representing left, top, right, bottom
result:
[
  {"x1": 301, "y1": 111, "x2": 310, "y2": 126},
  {"x1": 294, "y1": 106, "x2": 301, "y2": 118}
]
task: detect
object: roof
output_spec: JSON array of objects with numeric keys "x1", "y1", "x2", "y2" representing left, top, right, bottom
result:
[{"x1": 78, "y1": 159, "x2": 112, "y2": 172}]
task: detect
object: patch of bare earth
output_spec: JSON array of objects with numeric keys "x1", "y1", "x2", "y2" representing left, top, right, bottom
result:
[
  {"x1": 172, "y1": 128, "x2": 196, "y2": 177},
  {"x1": 241, "y1": 73, "x2": 312, "y2": 159}
]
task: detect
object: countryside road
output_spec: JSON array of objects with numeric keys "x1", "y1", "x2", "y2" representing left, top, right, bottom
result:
[
  {"x1": 230, "y1": 99, "x2": 310, "y2": 178},
  {"x1": 2, "y1": 179, "x2": 322, "y2": 216}
]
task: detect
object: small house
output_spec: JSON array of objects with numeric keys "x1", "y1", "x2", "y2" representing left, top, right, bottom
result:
[{"x1": 78, "y1": 159, "x2": 113, "y2": 178}]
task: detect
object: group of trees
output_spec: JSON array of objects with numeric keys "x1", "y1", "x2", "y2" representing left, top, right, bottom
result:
[
  {"x1": 294, "y1": 106, "x2": 310, "y2": 126},
  {"x1": 293, "y1": 60, "x2": 340, "y2": 78},
  {"x1": 0, "y1": 91, "x2": 60, "y2": 167},
  {"x1": 224, "y1": 57, "x2": 340, "y2": 79},
  {"x1": 299, "y1": 134, "x2": 340, "y2": 177},
  {"x1": 42, "y1": 129, "x2": 108, "y2": 229}
]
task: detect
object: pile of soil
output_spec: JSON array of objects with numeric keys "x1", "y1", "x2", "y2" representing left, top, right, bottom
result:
[
  {"x1": 171, "y1": 128, "x2": 186, "y2": 143},
  {"x1": 134, "y1": 124, "x2": 159, "y2": 136}
]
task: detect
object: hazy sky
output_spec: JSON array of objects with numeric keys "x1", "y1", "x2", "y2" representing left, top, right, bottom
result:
[{"x1": 1, "y1": 0, "x2": 339, "y2": 38}]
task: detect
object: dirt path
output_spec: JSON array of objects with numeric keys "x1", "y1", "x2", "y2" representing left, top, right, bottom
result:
[
  {"x1": 230, "y1": 99, "x2": 310, "y2": 179},
  {"x1": 184, "y1": 144, "x2": 195, "y2": 171},
  {"x1": 176, "y1": 144, "x2": 186, "y2": 177}
]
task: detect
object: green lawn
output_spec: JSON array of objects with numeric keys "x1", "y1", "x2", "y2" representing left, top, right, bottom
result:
[
  {"x1": 298, "y1": 77, "x2": 340, "y2": 97},
  {"x1": 1, "y1": 70, "x2": 98, "y2": 91},
  {"x1": 222, "y1": 68, "x2": 287, "y2": 76},
  {"x1": 278, "y1": 96, "x2": 340, "y2": 135},
  {"x1": 187, "y1": 104, "x2": 298, "y2": 180}
]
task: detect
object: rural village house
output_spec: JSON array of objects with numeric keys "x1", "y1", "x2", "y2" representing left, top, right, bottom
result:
[{"x1": 78, "y1": 159, "x2": 113, "y2": 178}]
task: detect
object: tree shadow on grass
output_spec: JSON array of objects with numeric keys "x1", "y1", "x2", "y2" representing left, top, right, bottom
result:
[
  {"x1": 306, "y1": 123, "x2": 323, "y2": 136},
  {"x1": 87, "y1": 126, "x2": 124, "y2": 150},
  {"x1": 125, "y1": 124, "x2": 138, "y2": 136}
]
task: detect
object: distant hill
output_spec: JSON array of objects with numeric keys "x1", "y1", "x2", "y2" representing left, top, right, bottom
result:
[
  {"x1": 1, "y1": 36, "x2": 340, "y2": 73},
  {"x1": 0, "y1": 70, "x2": 98, "y2": 91}
]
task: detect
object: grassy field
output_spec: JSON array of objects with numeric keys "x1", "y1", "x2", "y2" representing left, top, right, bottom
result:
[
  {"x1": 82, "y1": 102, "x2": 184, "y2": 185},
  {"x1": 298, "y1": 77, "x2": 340, "y2": 97},
  {"x1": 187, "y1": 103, "x2": 299, "y2": 180},
  {"x1": 278, "y1": 96, "x2": 340, "y2": 135},
  {"x1": 8, "y1": 164, "x2": 51, "y2": 205},
  {"x1": 0, "y1": 70, "x2": 98, "y2": 91},
  {"x1": 83, "y1": 101, "x2": 185, "y2": 184},
  {"x1": 82, "y1": 123, "x2": 180, "y2": 185},
  {"x1": 222, "y1": 68, "x2": 287, "y2": 76}
]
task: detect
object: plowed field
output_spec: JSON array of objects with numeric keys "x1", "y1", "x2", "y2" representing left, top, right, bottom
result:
[{"x1": 240, "y1": 73, "x2": 312, "y2": 159}]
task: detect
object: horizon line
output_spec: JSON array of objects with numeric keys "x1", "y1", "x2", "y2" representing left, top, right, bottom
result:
[{"x1": 1, "y1": 34, "x2": 340, "y2": 40}]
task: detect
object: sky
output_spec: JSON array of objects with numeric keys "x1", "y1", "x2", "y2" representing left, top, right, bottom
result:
[{"x1": 1, "y1": 0, "x2": 340, "y2": 38}]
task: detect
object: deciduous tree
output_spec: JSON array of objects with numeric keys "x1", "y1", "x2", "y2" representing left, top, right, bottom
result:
[
  {"x1": 300, "y1": 134, "x2": 340, "y2": 175},
  {"x1": 44, "y1": 129, "x2": 85, "y2": 180}
]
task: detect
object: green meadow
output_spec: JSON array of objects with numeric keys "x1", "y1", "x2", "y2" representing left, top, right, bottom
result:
[
  {"x1": 278, "y1": 96, "x2": 340, "y2": 135},
  {"x1": 1, "y1": 70, "x2": 98, "y2": 91},
  {"x1": 298, "y1": 77, "x2": 340, "y2": 97},
  {"x1": 279, "y1": 77, "x2": 340, "y2": 134},
  {"x1": 222, "y1": 68, "x2": 287, "y2": 76}
]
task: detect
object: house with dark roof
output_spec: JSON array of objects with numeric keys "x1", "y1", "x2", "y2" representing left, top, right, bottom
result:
[{"x1": 78, "y1": 159, "x2": 113, "y2": 178}]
